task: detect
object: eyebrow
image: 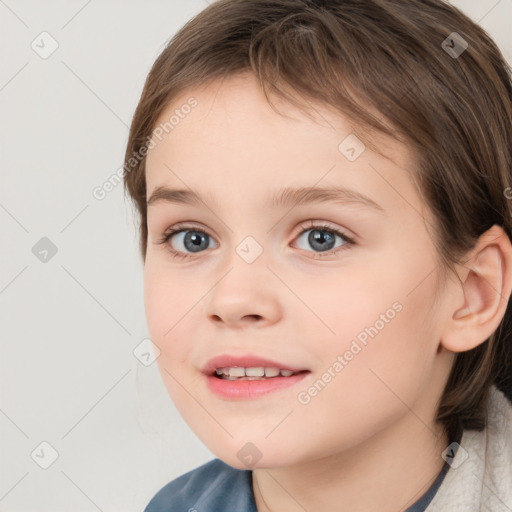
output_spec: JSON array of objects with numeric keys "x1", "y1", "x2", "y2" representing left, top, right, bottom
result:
[{"x1": 147, "y1": 185, "x2": 385, "y2": 213}]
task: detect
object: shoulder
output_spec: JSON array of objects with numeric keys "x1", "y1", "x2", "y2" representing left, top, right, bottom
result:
[
  {"x1": 483, "y1": 385, "x2": 512, "y2": 478},
  {"x1": 427, "y1": 385, "x2": 512, "y2": 511},
  {"x1": 143, "y1": 458, "x2": 256, "y2": 512}
]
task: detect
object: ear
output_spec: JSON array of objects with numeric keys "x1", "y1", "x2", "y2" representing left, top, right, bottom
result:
[{"x1": 441, "y1": 224, "x2": 512, "y2": 353}]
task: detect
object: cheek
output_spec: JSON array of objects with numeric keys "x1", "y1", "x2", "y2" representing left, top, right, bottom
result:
[
  {"x1": 143, "y1": 264, "x2": 199, "y2": 367},
  {"x1": 325, "y1": 284, "x2": 435, "y2": 399},
  {"x1": 143, "y1": 267, "x2": 202, "y2": 419},
  {"x1": 268, "y1": 299, "x2": 438, "y2": 465},
  {"x1": 298, "y1": 257, "x2": 438, "y2": 418}
]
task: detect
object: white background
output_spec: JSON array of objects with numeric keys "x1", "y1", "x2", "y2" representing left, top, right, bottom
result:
[{"x1": 1, "y1": 1, "x2": 511, "y2": 511}]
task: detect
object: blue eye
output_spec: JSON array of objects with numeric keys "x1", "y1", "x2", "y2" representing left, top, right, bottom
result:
[
  {"x1": 157, "y1": 220, "x2": 355, "y2": 260},
  {"x1": 158, "y1": 228, "x2": 216, "y2": 259},
  {"x1": 293, "y1": 222, "x2": 353, "y2": 256}
]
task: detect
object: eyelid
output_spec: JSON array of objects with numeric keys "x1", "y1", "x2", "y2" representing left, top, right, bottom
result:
[
  {"x1": 292, "y1": 219, "x2": 355, "y2": 242},
  {"x1": 161, "y1": 220, "x2": 354, "y2": 239},
  {"x1": 161, "y1": 222, "x2": 216, "y2": 242}
]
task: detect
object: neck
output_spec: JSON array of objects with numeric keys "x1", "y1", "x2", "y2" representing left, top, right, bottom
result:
[{"x1": 252, "y1": 414, "x2": 449, "y2": 512}]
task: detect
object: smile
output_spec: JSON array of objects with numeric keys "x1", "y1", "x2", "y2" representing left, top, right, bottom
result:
[
  {"x1": 206, "y1": 368, "x2": 311, "y2": 399},
  {"x1": 214, "y1": 366, "x2": 302, "y2": 379}
]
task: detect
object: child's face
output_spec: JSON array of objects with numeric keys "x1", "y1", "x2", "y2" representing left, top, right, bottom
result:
[{"x1": 144, "y1": 72, "x2": 453, "y2": 469}]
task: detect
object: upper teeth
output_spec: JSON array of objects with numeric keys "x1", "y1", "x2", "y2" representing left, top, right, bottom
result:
[{"x1": 215, "y1": 367, "x2": 296, "y2": 377}]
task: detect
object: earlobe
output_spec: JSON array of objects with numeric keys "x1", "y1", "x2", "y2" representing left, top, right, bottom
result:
[{"x1": 441, "y1": 225, "x2": 512, "y2": 353}]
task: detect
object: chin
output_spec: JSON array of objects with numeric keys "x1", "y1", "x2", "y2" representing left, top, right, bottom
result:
[{"x1": 207, "y1": 441, "x2": 297, "y2": 471}]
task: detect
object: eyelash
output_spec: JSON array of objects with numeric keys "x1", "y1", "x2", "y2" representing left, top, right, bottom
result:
[{"x1": 156, "y1": 220, "x2": 356, "y2": 260}]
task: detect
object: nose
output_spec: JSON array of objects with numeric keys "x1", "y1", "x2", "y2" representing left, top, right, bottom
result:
[{"x1": 204, "y1": 262, "x2": 283, "y2": 330}]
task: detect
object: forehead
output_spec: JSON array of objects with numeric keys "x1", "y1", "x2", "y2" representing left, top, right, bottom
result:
[{"x1": 144, "y1": 73, "x2": 418, "y2": 216}]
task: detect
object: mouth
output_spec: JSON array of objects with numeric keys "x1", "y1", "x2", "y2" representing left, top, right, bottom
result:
[
  {"x1": 212, "y1": 366, "x2": 310, "y2": 380},
  {"x1": 201, "y1": 354, "x2": 309, "y2": 376},
  {"x1": 201, "y1": 354, "x2": 311, "y2": 399}
]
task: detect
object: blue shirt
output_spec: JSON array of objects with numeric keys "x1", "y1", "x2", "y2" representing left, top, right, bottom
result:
[{"x1": 144, "y1": 457, "x2": 451, "y2": 512}]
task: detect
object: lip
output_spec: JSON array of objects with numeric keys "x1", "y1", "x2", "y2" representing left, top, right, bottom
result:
[
  {"x1": 205, "y1": 371, "x2": 310, "y2": 399},
  {"x1": 201, "y1": 354, "x2": 309, "y2": 376},
  {"x1": 201, "y1": 353, "x2": 311, "y2": 400}
]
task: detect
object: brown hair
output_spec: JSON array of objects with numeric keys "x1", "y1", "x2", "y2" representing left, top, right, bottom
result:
[{"x1": 123, "y1": 0, "x2": 512, "y2": 441}]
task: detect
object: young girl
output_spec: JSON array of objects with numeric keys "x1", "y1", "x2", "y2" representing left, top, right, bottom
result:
[{"x1": 123, "y1": 0, "x2": 512, "y2": 510}]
